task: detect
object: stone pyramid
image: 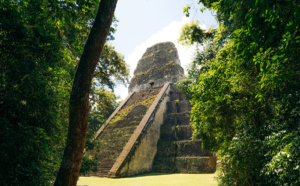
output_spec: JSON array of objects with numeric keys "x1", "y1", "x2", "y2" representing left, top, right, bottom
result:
[{"x1": 85, "y1": 41, "x2": 216, "y2": 178}]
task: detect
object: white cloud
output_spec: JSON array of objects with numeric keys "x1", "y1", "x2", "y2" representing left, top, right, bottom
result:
[
  {"x1": 115, "y1": 16, "x2": 207, "y2": 100},
  {"x1": 125, "y1": 16, "x2": 207, "y2": 77}
]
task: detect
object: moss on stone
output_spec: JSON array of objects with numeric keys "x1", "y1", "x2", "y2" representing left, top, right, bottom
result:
[
  {"x1": 85, "y1": 88, "x2": 162, "y2": 176},
  {"x1": 130, "y1": 61, "x2": 179, "y2": 86},
  {"x1": 110, "y1": 94, "x2": 156, "y2": 124},
  {"x1": 128, "y1": 42, "x2": 184, "y2": 93}
]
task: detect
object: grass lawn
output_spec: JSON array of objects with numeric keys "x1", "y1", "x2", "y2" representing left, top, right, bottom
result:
[{"x1": 77, "y1": 172, "x2": 218, "y2": 186}]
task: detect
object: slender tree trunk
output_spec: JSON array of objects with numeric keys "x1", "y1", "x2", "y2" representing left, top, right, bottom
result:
[{"x1": 54, "y1": 0, "x2": 118, "y2": 185}]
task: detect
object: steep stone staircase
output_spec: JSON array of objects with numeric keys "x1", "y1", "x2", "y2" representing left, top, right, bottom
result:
[
  {"x1": 94, "y1": 122, "x2": 138, "y2": 177},
  {"x1": 152, "y1": 84, "x2": 216, "y2": 173},
  {"x1": 89, "y1": 88, "x2": 161, "y2": 177}
]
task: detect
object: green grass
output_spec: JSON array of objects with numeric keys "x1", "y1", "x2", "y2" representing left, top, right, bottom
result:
[{"x1": 77, "y1": 172, "x2": 218, "y2": 186}]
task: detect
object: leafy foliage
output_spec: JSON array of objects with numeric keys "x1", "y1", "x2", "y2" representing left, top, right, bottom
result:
[
  {"x1": 178, "y1": 20, "x2": 215, "y2": 46},
  {"x1": 85, "y1": 87, "x2": 120, "y2": 151},
  {"x1": 80, "y1": 156, "x2": 98, "y2": 175},
  {"x1": 94, "y1": 44, "x2": 129, "y2": 90},
  {"x1": 0, "y1": 0, "x2": 128, "y2": 185},
  {"x1": 0, "y1": 1, "x2": 73, "y2": 184},
  {"x1": 178, "y1": 0, "x2": 299, "y2": 185}
]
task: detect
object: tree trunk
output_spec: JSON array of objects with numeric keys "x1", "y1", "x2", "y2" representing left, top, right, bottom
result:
[{"x1": 54, "y1": 0, "x2": 118, "y2": 185}]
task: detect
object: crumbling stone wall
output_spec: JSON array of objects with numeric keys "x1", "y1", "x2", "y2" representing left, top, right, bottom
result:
[{"x1": 128, "y1": 42, "x2": 184, "y2": 93}]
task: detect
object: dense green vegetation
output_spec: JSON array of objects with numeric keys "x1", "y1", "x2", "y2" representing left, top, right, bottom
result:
[
  {"x1": 179, "y1": 0, "x2": 299, "y2": 185},
  {"x1": 0, "y1": 0, "x2": 128, "y2": 185}
]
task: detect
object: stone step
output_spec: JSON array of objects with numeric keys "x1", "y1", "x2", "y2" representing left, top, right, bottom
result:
[
  {"x1": 166, "y1": 100, "x2": 191, "y2": 114},
  {"x1": 94, "y1": 158, "x2": 116, "y2": 177},
  {"x1": 98, "y1": 167, "x2": 111, "y2": 172},
  {"x1": 163, "y1": 113, "x2": 176, "y2": 126},
  {"x1": 177, "y1": 100, "x2": 191, "y2": 113},
  {"x1": 155, "y1": 140, "x2": 212, "y2": 158},
  {"x1": 155, "y1": 140, "x2": 176, "y2": 157},
  {"x1": 176, "y1": 112, "x2": 191, "y2": 126},
  {"x1": 175, "y1": 156, "x2": 216, "y2": 173},
  {"x1": 100, "y1": 126, "x2": 137, "y2": 138},
  {"x1": 174, "y1": 140, "x2": 212, "y2": 157},
  {"x1": 91, "y1": 165, "x2": 114, "y2": 177},
  {"x1": 96, "y1": 168, "x2": 111, "y2": 177},
  {"x1": 160, "y1": 125, "x2": 193, "y2": 141},
  {"x1": 152, "y1": 156, "x2": 216, "y2": 173},
  {"x1": 175, "y1": 125, "x2": 192, "y2": 140},
  {"x1": 163, "y1": 112, "x2": 191, "y2": 126},
  {"x1": 155, "y1": 140, "x2": 212, "y2": 157},
  {"x1": 99, "y1": 160, "x2": 115, "y2": 167},
  {"x1": 169, "y1": 85, "x2": 187, "y2": 101},
  {"x1": 152, "y1": 157, "x2": 176, "y2": 173},
  {"x1": 166, "y1": 101, "x2": 178, "y2": 113},
  {"x1": 159, "y1": 125, "x2": 176, "y2": 140}
]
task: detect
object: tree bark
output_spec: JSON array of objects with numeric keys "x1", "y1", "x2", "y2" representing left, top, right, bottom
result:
[{"x1": 54, "y1": 0, "x2": 118, "y2": 185}]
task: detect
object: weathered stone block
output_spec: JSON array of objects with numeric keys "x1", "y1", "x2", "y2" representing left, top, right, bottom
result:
[
  {"x1": 160, "y1": 125, "x2": 176, "y2": 140},
  {"x1": 175, "y1": 125, "x2": 192, "y2": 140},
  {"x1": 175, "y1": 157, "x2": 216, "y2": 173},
  {"x1": 176, "y1": 112, "x2": 191, "y2": 126},
  {"x1": 169, "y1": 90, "x2": 186, "y2": 101},
  {"x1": 175, "y1": 140, "x2": 213, "y2": 157},
  {"x1": 166, "y1": 101, "x2": 178, "y2": 113},
  {"x1": 177, "y1": 100, "x2": 191, "y2": 113},
  {"x1": 152, "y1": 157, "x2": 176, "y2": 173},
  {"x1": 155, "y1": 140, "x2": 176, "y2": 157},
  {"x1": 163, "y1": 113, "x2": 176, "y2": 126}
]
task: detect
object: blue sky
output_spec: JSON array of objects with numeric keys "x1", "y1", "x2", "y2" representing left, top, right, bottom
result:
[{"x1": 110, "y1": 0, "x2": 217, "y2": 100}]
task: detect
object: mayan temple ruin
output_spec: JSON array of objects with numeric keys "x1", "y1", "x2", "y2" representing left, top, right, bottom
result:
[{"x1": 85, "y1": 41, "x2": 216, "y2": 178}]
